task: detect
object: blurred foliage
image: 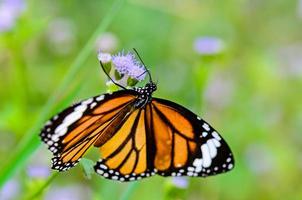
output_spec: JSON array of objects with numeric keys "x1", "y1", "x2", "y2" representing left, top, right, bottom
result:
[{"x1": 1, "y1": 0, "x2": 302, "y2": 199}]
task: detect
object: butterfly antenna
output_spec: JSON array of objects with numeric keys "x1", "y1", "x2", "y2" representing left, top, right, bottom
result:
[
  {"x1": 133, "y1": 48, "x2": 153, "y2": 83},
  {"x1": 99, "y1": 60, "x2": 127, "y2": 90}
]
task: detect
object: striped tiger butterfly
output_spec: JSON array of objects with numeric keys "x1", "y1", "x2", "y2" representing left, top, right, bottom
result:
[{"x1": 40, "y1": 49, "x2": 234, "y2": 182}]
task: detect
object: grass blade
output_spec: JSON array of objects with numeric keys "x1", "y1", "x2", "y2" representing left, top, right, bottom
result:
[
  {"x1": 25, "y1": 172, "x2": 59, "y2": 200},
  {"x1": 120, "y1": 182, "x2": 139, "y2": 200}
]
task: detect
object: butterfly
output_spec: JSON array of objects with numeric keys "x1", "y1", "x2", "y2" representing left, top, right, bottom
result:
[{"x1": 40, "y1": 50, "x2": 234, "y2": 182}]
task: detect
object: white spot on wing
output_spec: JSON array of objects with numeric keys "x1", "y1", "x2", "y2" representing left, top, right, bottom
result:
[
  {"x1": 202, "y1": 132, "x2": 208, "y2": 137},
  {"x1": 207, "y1": 139, "x2": 217, "y2": 158},
  {"x1": 96, "y1": 95, "x2": 104, "y2": 101},
  {"x1": 201, "y1": 144, "x2": 211, "y2": 168},
  {"x1": 187, "y1": 171, "x2": 194, "y2": 176},
  {"x1": 228, "y1": 163, "x2": 233, "y2": 169},
  {"x1": 202, "y1": 123, "x2": 210, "y2": 131},
  {"x1": 52, "y1": 134, "x2": 60, "y2": 142},
  {"x1": 52, "y1": 103, "x2": 87, "y2": 140},
  {"x1": 100, "y1": 164, "x2": 107, "y2": 169},
  {"x1": 90, "y1": 102, "x2": 97, "y2": 108},
  {"x1": 212, "y1": 131, "x2": 221, "y2": 141},
  {"x1": 193, "y1": 158, "x2": 202, "y2": 168},
  {"x1": 187, "y1": 167, "x2": 194, "y2": 171},
  {"x1": 193, "y1": 158, "x2": 203, "y2": 173},
  {"x1": 82, "y1": 98, "x2": 93, "y2": 105},
  {"x1": 212, "y1": 139, "x2": 221, "y2": 147}
]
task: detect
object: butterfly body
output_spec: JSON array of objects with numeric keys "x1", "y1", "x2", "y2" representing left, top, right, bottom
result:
[{"x1": 133, "y1": 82, "x2": 157, "y2": 108}]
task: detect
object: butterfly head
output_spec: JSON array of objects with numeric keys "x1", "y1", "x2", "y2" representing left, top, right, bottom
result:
[
  {"x1": 145, "y1": 82, "x2": 157, "y2": 94},
  {"x1": 133, "y1": 82, "x2": 157, "y2": 108},
  {"x1": 134, "y1": 82, "x2": 157, "y2": 97}
]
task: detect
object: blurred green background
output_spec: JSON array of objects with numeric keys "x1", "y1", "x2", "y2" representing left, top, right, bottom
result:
[{"x1": 1, "y1": 0, "x2": 302, "y2": 199}]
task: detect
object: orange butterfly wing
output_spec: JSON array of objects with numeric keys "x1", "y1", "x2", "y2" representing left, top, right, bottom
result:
[
  {"x1": 94, "y1": 97, "x2": 234, "y2": 181},
  {"x1": 94, "y1": 108, "x2": 153, "y2": 181},
  {"x1": 40, "y1": 90, "x2": 137, "y2": 171},
  {"x1": 41, "y1": 90, "x2": 234, "y2": 181},
  {"x1": 150, "y1": 98, "x2": 234, "y2": 177}
]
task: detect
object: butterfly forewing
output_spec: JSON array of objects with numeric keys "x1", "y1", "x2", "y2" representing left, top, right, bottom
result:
[
  {"x1": 151, "y1": 98, "x2": 234, "y2": 177},
  {"x1": 40, "y1": 90, "x2": 137, "y2": 171}
]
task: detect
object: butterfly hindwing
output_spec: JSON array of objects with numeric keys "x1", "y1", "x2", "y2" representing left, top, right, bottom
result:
[
  {"x1": 151, "y1": 98, "x2": 234, "y2": 177},
  {"x1": 94, "y1": 107, "x2": 157, "y2": 181}
]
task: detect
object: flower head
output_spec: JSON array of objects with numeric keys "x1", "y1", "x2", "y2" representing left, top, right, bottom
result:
[
  {"x1": 96, "y1": 32, "x2": 119, "y2": 53},
  {"x1": 127, "y1": 64, "x2": 146, "y2": 81},
  {"x1": 298, "y1": 0, "x2": 302, "y2": 18},
  {"x1": 97, "y1": 52, "x2": 112, "y2": 64},
  {"x1": 244, "y1": 143, "x2": 275, "y2": 175},
  {"x1": 45, "y1": 185, "x2": 91, "y2": 200},
  {"x1": 112, "y1": 51, "x2": 136, "y2": 74},
  {"x1": 171, "y1": 177, "x2": 188, "y2": 189},
  {"x1": 27, "y1": 165, "x2": 51, "y2": 178},
  {"x1": 0, "y1": 179, "x2": 20, "y2": 200},
  {"x1": 0, "y1": 0, "x2": 26, "y2": 32},
  {"x1": 47, "y1": 18, "x2": 76, "y2": 55},
  {"x1": 204, "y1": 73, "x2": 234, "y2": 109},
  {"x1": 112, "y1": 51, "x2": 146, "y2": 81},
  {"x1": 194, "y1": 36, "x2": 224, "y2": 55}
]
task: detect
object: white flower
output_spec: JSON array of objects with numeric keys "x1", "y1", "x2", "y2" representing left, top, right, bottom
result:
[{"x1": 97, "y1": 52, "x2": 112, "y2": 63}]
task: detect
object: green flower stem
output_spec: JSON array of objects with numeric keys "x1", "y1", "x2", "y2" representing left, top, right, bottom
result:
[
  {"x1": 10, "y1": 45, "x2": 28, "y2": 116},
  {"x1": 120, "y1": 182, "x2": 139, "y2": 200},
  {"x1": 0, "y1": 0, "x2": 126, "y2": 188},
  {"x1": 25, "y1": 172, "x2": 59, "y2": 200}
]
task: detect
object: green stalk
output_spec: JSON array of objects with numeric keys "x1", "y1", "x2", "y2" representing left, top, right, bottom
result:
[
  {"x1": 25, "y1": 172, "x2": 59, "y2": 200},
  {"x1": 0, "y1": 0, "x2": 126, "y2": 188},
  {"x1": 120, "y1": 182, "x2": 139, "y2": 200}
]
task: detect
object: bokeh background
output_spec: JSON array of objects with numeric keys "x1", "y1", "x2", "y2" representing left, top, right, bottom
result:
[{"x1": 1, "y1": 0, "x2": 302, "y2": 199}]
